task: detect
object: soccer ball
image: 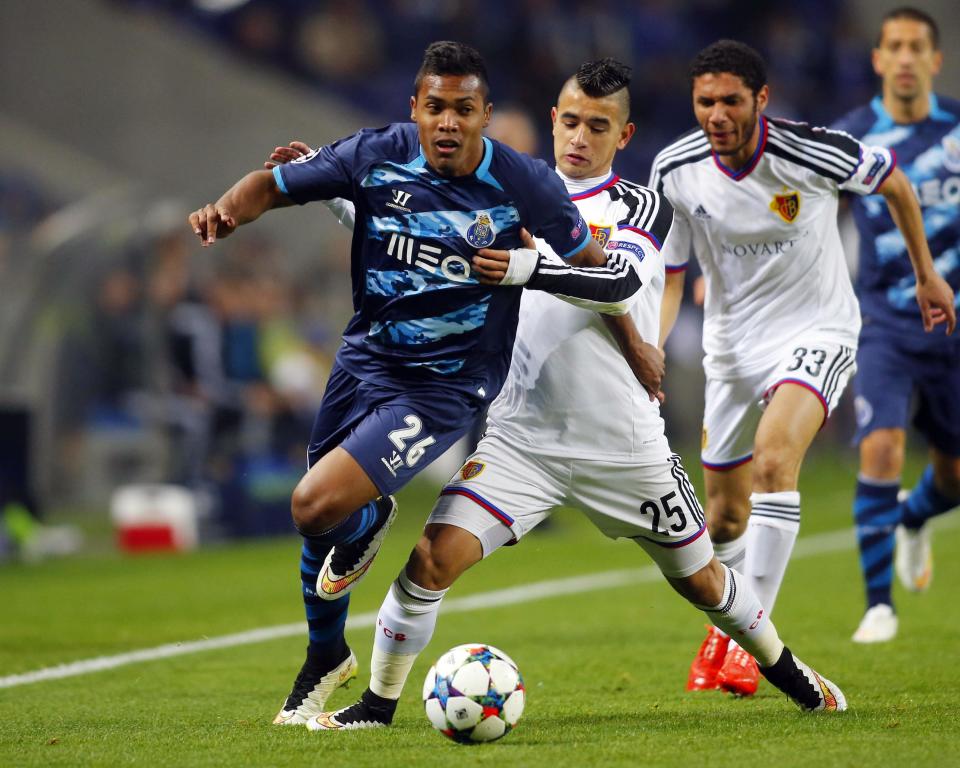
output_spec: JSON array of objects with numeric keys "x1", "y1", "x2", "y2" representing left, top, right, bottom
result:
[{"x1": 422, "y1": 643, "x2": 525, "y2": 743}]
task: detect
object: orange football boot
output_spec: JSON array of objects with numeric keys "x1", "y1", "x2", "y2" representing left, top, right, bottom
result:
[
  {"x1": 716, "y1": 644, "x2": 759, "y2": 696},
  {"x1": 686, "y1": 625, "x2": 730, "y2": 691}
]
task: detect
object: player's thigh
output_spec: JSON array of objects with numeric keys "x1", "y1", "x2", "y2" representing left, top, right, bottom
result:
[
  {"x1": 852, "y1": 332, "x2": 913, "y2": 455},
  {"x1": 427, "y1": 432, "x2": 566, "y2": 558},
  {"x1": 569, "y1": 452, "x2": 713, "y2": 579},
  {"x1": 753, "y1": 383, "x2": 827, "y2": 487},
  {"x1": 337, "y1": 385, "x2": 485, "y2": 498},
  {"x1": 701, "y1": 375, "x2": 762, "y2": 471},
  {"x1": 914, "y1": 344, "x2": 960, "y2": 463}
]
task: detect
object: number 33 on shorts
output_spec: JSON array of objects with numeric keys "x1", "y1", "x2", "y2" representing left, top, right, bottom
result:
[{"x1": 769, "y1": 340, "x2": 856, "y2": 415}]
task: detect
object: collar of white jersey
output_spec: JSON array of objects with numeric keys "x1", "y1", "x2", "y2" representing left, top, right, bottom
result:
[
  {"x1": 711, "y1": 115, "x2": 768, "y2": 181},
  {"x1": 554, "y1": 168, "x2": 619, "y2": 200}
]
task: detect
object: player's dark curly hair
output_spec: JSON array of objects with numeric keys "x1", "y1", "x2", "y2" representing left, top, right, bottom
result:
[
  {"x1": 414, "y1": 41, "x2": 490, "y2": 101},
  {"x1": 689, "y1": 40, "x2": 767, "y2": 95},
  {"x1": 880, "y1": 7, "x2": 939, "y2": 49}
]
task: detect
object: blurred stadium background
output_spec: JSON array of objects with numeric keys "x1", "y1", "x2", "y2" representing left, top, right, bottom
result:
[{"x1": 0, "y1": 0, "x2": 957, "y2": 557}]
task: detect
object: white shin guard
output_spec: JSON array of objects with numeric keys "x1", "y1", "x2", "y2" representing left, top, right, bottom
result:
[{"x1": 370, "y1": 572, "x2": 448, "y2": 700}]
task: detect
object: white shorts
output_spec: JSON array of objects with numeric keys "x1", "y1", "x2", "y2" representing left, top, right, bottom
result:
[
  {"x1": 701, "y1": 335, "x2": 857, "y2": 469},
  {"x1": 427, "y1": 432, "x2": 713, "y2": 578}
]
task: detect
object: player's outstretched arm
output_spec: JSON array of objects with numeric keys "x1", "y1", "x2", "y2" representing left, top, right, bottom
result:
[
  {"x1": 472, "y1": 231, "x2": 642, "y2": 315},
  {"x1": 659, "y1": 271, "x2": 685, "y2": 349},
  {"x1": 188, "y1": 170, "x2": 292, "y2": 247},
  {"x1": 263, "y1": 141, "x2": 357, "y2": 230},
  {"x1": 879, "y1": 167, "x2": 956, "y2": 334}
]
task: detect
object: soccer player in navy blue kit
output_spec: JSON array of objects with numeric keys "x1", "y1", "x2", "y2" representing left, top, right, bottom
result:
[
  {"x1": 189, "y1": 41, "x2": 648, "y2": 723},
  {"x1": 833, "y1": 8, "x2": 960, "y2": 643}
]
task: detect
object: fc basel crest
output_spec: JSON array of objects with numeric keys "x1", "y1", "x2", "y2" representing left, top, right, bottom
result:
[
  {"x1": 770, "y1": 190, "x2": 800, "y2": 223},
  {"x1": 460, "y1": 460, "x2": 485, "y2": 480},
  {"x1": 465, "y1": 212, "x2": 496, "y2": 247},
  {"x1": 589, "y1": 222, "x2": 612, "y2": 247}
]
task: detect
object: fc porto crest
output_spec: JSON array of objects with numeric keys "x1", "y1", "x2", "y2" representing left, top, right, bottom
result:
[
  {"x1": 943, "y1": 135, "x2": 960, "y2": 173},
  {"x1": 770, "y1": 190, "x2": 800, "y2": 223},
  {"x1": 589, "y1": 222, "x2": 612, "y2": 248},
  {"x1": 465, "y1": 212, "x2": 496, "y2": 248},
  {"x1": 460, "y1": 460, "x2": 485, "y2": 480}
]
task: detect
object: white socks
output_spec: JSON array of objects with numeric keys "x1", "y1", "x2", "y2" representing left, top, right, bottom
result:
[
  {"x1": 744, "y1": 491, "x2": 800, "y2": 617},
  {"x1": 370, "y1": 571, "x2": 447, "y2": 700},
  {"x1": 713, "y1": 533, "x2": 747, "y2": 571},
  {"x1": 700, "y1": 564, "x2": 784, "y2": 667}
]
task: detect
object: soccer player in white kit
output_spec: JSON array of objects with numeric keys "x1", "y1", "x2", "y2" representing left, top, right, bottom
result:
[
  {"x1": 292, "y1": 59, "x2": 847, "y2": 730},
  {"x1": 651, "y1": 40, "x2": 955, "y2": 696}
]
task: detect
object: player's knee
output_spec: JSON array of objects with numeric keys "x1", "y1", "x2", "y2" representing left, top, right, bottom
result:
[
  {"x1": 860, "y1": 430, "x2": 905, "y2": 479},
  {"x1": 752, "y1": 445, "x2": 798, "y2": 492},
  {"x1": 408, "y1": 538, "x2": 463, "y2": 591},
  {"x1": 290, "y1": 479, "x2": 339, "y2": 533},
  {"x1": 706, "y1": 498, "x2": 749, "y2": 542}
]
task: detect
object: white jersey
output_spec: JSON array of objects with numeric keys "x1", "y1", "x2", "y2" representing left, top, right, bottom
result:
[
  {"x1": 650, "y1": 116, "x2": 895, "y2": 379},
  {"x1": 485, "y1": 170, "x2": 676, "y2": 461}
]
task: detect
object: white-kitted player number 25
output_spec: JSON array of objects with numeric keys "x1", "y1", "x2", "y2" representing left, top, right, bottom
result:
[{"x1": 388, "y1": 415, "x2": 436, "y2": 468}]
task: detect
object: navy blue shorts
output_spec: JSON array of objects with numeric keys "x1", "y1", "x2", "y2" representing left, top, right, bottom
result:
[
  {"x1": 853, "y1": 329, "x2": 960, "y2": 456},
  {"x1": 307, "y1": 361, "x2": 486, "y2": 496}
]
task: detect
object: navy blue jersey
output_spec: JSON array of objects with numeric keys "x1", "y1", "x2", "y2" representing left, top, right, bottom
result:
[
  {"x1": 274, "y1": 122, "x2": 588, "y2": 400},
  {"x1": 833, "y1": 94, "x2": 960, "y2": 349}
]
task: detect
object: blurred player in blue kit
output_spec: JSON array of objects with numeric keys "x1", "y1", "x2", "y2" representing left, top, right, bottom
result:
[
  {"x1": 832, "y1": 7, "x2": 960, "y2": 644},
  {"x1": 189, "y1": 41, "x2": 652, "y2": 725}
]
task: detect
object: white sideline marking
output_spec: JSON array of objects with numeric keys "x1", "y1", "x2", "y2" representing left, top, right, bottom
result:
[{"x1": 0, "y1": 525, "x2": 901, "y2": 690}]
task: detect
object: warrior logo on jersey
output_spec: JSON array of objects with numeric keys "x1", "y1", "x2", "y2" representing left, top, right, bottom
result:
[
  {"x1": 465, "y1": 212, "x2": 496, "y2": 248},
  {"x1": 943, "y1": 135, "x2": 960, "y2": 173},
  {"x1": 770, "y1": 190, "x2": 800, "y2": 223},
  {"x1": 589, "y1": 223, "x2": 612, "y2": 247},
  {"x1": 460, "y1": 460, "x2": 485, "y2": 480}
]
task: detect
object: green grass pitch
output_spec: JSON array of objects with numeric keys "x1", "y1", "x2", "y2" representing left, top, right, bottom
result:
[{"x1": 1, "y1": 450, "x2": 958, "y2": 767}]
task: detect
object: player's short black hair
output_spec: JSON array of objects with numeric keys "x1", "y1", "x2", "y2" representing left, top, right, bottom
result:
[
  {"x1": 564, "y1": 58, "x2": 632, "y2": 120},
  {"x1": 414, "y1": 41, "x2": 490, "y2": 101},
  {"x1": 879, "y1": 7, "x2": 939, "y2": 49},
  {"x1": 689, "y1": 40, "x2": 767, "y2": 95},
  {"x1": 575, "y1": 58, "x2": 632, "y2": 99}
]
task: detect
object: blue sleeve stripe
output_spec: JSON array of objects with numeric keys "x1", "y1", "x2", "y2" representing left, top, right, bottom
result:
[
  {"x1": 619, "y1": 224, "x2": 662, "y2": 250},
  {"x1": 560, "y1": 232, "x2": 590, "y2": 260},
  {"x1": 272, "y1": 165, "x2": 289, "y2": 195},
  {"x1": 665, "y1": 263, "x2": 688, "y2": 273},
  {"x1": 875, "y1": 149, "x2": 897, "y2": 190}
]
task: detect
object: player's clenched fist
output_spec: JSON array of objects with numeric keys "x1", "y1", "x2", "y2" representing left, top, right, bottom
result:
[{"x1": 188, "y1": 204, "x2": 237, "y2": 246}]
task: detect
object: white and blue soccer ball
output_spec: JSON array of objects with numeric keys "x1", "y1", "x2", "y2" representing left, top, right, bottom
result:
[{"x1": 422, "y1": 643, "x2": 525, "y2": 744}]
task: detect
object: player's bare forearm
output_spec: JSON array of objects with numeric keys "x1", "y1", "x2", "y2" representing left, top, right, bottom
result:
[
  {"x1": 572, "y1": 240, "x2": 663, "y2": 398},
  {"x1": 602, "y1": 314, "x2": 664, "y2": 401},
  {"x1": 567, "y1": 237, "x2": 606, "y2": 267},
  {"x1": 659, "y1": 270, "x2": 685, "y2": 348},
  {"x1": 189, "y1": 170, "x2": 291, "y2": 246},
  {"x1": 879, "y1": 167, "x2": 957, "y2": 333},
  {"x1": 880, "y1": 167, "x2": 934, "y2": 281}
]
